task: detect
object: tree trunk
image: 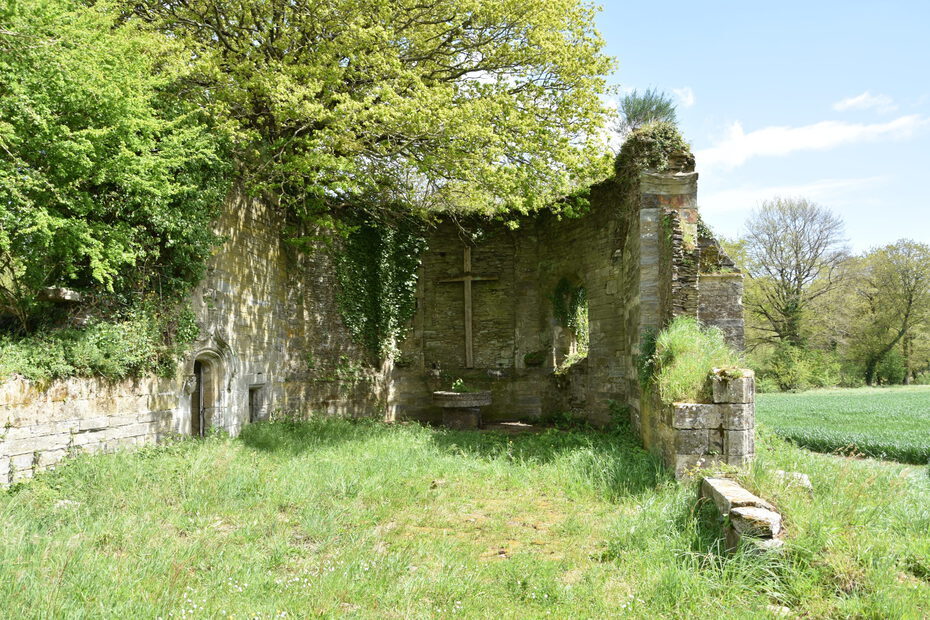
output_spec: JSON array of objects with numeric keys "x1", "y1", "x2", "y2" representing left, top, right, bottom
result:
[{"x1": 864, "y1": 358, "x2": 878, "y2": 386}]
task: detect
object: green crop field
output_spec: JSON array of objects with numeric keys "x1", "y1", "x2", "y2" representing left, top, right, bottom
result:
[{"x1": 757, "y1": 385, "x2": 930, "y2": 464}]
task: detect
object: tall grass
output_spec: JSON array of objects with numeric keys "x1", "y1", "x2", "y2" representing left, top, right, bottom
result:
[
  {"x1": 1, "y1": 418, "x2": 928, "y2": 617},
  {"x1": 642, "y1": 317, "x2": 742, "y2": 403}
]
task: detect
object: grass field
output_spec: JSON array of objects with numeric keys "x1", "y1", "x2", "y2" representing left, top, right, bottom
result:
[
  {"x1": 757, "y1": 385, "x2": 930, "y2": 464},
  {"x1": 2, "y1": 418, "x2": 929, "y2": 618}
]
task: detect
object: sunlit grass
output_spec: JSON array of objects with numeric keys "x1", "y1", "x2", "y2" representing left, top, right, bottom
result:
[{"x1": 1, "y1": 418, "x2": 928, "y2": 617}]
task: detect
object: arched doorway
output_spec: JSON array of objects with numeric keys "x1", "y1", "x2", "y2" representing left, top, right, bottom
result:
[{"x1": 190, "y1": 356, "x2": 220, "y2": 436}]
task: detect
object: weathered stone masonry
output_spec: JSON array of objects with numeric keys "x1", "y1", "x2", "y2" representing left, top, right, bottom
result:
[{"x1": 1, "y1": 161, "x2": 751, "y2": 484}]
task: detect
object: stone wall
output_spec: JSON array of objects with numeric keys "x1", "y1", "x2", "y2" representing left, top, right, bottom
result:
[
  {"x1": 640, "y1": 371, "x2": 756, "y2": 478},
  {"x1": 0, "y1": 189, "x2": 384, "y2": 483},
  {"x1": 1, "y1": 162, "x2": 749, "y2": 483},
  {"x1": 0, "y1": 376, "x2": 176, "y2": 484},
  {"x1": 698, "y1": 273, "x2": 745, "y2": 350},
  {"x1": 389, "y1": 178, "x2": 636, "y2": 425}
]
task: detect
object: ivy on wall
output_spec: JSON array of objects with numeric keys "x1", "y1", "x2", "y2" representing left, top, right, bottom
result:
[
  {"x1": 553, "y1": 277, "x2": 590, "y2": 355},
  {"x1": 334, "y1": 215, "x2": 427, "y2": 361}
]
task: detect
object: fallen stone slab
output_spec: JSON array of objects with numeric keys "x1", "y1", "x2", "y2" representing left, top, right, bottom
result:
[
  {"x1": 701, "y1": 476, "x2": 785, "y2": 552},
  {"x1": 730, "y1": 506, "x2": 782, "y2": 538},
  {"x1": 701, "y1": 477, "x2": 775, "y2": 515},
  {"x1": 774, "y1": 470, "x2": 813, "y2": 492}
]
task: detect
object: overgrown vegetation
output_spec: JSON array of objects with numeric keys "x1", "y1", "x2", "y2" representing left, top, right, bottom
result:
[
  {"x1": 552, "y1": 278, "x2": 589, "y2": 369},
  {"x1": 1, "y1": 0, "x2": 620, "y2": 378},
  {"x1": 0, "y1": 304, "x2": 199, "y2": 381},
  {"x1": 640, "y1": 317, "x2": 742, "y2": 403},
  {"x1": 2, "y1": 418, "x2": 928, "y2": 617},
  {"x1": 333, "y1": 215, "x2": 427, "y2": 360},
  {"x1": 757, "y1": 385, "x2": 930, "y2": 464},
  {"x1": 124, "y1": 0, "x2": 615, "y2": 219},
  {"x1": 614, "y1": 121, "x2": 692, "y2": 182},
  {"x1": 0, "y1": 0, "x2": 231, "y2": 331}
]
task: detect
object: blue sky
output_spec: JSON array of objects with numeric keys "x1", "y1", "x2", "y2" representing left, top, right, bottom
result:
[{"x1": 594, "y1": 1, "x2": 930, "y2": 251}]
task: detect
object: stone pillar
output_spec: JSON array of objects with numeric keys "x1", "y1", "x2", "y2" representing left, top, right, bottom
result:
[
  {"x1": 698, "y1": 273, "x2": 745, "y2": 350},
  {"x1": 660, "y1": 370, "x2": 755, "y2": 478}
]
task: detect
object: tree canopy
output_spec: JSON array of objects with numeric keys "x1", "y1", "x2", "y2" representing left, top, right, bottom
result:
[
  {"x1": 0, "y1": 0, "x2": 231, "y2": 329},
  {"x1": 741, "y1": 197, "x2": 847, "y2": 346},
  {"x1": 125, "y1": 0, "x2": 616, "y2": 220}
]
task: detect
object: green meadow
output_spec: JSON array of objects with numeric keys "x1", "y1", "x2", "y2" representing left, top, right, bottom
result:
[{"x1": 2, "y1": 418, "x2": 928, "y2": 618}]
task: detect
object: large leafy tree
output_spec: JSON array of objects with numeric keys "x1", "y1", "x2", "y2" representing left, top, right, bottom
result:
[
  {"x1": 741, "y1": 197, "x2": 847, "y2": 346},
  {"x1": 125, "y1": 0, "x2": 615, "y2": 220},
  {"x1": 849, "y1": 240, "x2": 930, "y2": 385},
  {"x1": 0, "y1": 0, "x2": 230, "y2": 329}
]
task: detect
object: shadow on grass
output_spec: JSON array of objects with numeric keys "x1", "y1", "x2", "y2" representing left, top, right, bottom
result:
[
  {"x1": 239, "y1": 417, "x2": 399, "y2": 454},
  {"x1": 239, "y1": 417, "x2": 670, "y2": 499}
]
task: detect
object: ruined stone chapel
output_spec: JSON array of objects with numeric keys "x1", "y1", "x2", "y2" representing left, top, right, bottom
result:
[{"x1": 0, "y1": 148, "x2": 753, "y2": 483}]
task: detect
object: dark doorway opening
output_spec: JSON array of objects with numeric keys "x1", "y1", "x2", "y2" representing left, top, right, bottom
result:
[
  {"x1": 249, "y1": 386, "x2": 264, "y2": 423},
  {"x1": 190, "y1": 357, "x2": 218, "y2": 437},
  {"x1": 191, "y1": 360, "x2": 204, "y2": 437}
]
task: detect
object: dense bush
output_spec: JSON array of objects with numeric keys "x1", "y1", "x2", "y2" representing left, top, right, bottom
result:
[
  {"x1": 875, "y1": 350, "x2": 907, "y2": 385},
  {"x1": 0, "y1": 305, "x2": 198, "y2": 381},
  {"x1": 754, "y1": 344, "x2": 841, "y2": 392},
  {"x1": 640, "y1": 317, "x2": 741, "y2": 403},
  {"x1": 0, "y1": 0, "x2": 230, "y2": 330}
]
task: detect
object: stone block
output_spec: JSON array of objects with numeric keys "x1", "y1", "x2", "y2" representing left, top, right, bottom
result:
[
  {"x1": 701, "y1": 477, "x2": 775, "y2": 516},
  {"x1": 721, "y1": 404, "x2": 754, "y2": 430},
  {"x1": 712, "y1": 371, "x2": 754, "y2": 404},
  {"x1": 2, "y1": 433, "x2": 69, "y2": 457},
  {"x1": 0, "y1": 457, "x2": 9, "y2": 484},
  {"x1": 79, "y1": 417, "x2": 110, "y2": 432},
  {"x1": 724, "y1": 429, "x2": 754, "y2": 456},
  {"x1": 729, "y1": 506, "x2": 782, "y2": 539},
  {"x1": 726, "y1": 453, "x2": 753, "y2": 468},
  {"x1": 675, "y1": 429, "x2": 717, "y2": 455},
  {"x1": 11, "y1": 452, "x2": 34, "y2": 471},
  {"x1": 38, "y1": 449, "x2": 67, "y2": 469},
  {"x1": 669, "y1": 403, "x2": 722, "y2": 429}
]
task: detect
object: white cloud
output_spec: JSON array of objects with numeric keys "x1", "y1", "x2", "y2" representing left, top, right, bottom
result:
[
  {"x1": 672, "y1": 87, "x2": 695, "y2": 108},
  {"x1": 696, "y1": 115, "x2": 927, "y2": 170},
  {"x1": 700, "y1": 177, "x2": 887, "y2": 215},
  {"x1": 833, "y1": 91, "x2": 897, "y2": 113}
]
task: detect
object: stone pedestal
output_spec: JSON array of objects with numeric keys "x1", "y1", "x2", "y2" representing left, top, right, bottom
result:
[
  {"x1": 442, "y1": 407, "x2": 482, "y2": 430},
  {"x1": 433, "y1": 391, "x2": 492, "y2": 430}
]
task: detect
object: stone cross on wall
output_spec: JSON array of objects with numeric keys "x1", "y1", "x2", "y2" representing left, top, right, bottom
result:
[{"x1": 440, "y1": 246, "x2": 498, "y2": 368}]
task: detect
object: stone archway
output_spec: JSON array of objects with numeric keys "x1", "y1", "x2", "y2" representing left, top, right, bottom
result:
[{"x1": 189, "y1": 351, "x2": 223, "y2": 437}]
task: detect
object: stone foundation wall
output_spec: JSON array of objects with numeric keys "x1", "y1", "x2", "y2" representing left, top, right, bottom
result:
[
  {"x1": 640, "y1": 371, "x2": 755, "y2": 478},
  {"x1": 0, "y1": 376, "x2": 178, "y2": 484}
]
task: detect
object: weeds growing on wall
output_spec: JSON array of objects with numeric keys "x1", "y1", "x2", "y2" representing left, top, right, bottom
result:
[
  {"x1": 0, "y1": 302, "x2": 199, "y2": 382},
  {"x1": 640, "y1": 317, "x2": 741, "y2": 403},
  {"x1": 552, "y1": 278, "x2": 589, "y2": 354},
  {"x1": 334, "y1": 214, "x2": 427, "y2": 361},
  {"x1": 614, "y1": 122, "x2": 691, "y2": 185}
]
